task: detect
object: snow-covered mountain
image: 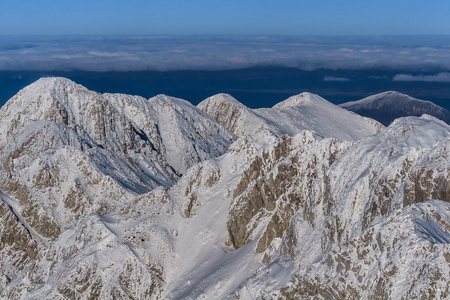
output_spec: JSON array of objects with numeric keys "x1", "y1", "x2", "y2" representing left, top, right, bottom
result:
[
  {"x1": 1, "y1": 78, "x2": 448, "y2": 299},
  {"x1": 340, "y1": 91, "x2": 450, "y2": 126},
  {"x1": 198, "y1": 92, "x2": 383, "y2": 140},
  {"x1": 0, "y1": 77, "x2": 234, "y2": 274}
]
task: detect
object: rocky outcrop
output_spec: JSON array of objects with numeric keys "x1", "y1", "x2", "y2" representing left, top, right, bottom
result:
[
  {"x1": 0, "y1": 192, "x2": 39, "y2": 290},
  {"x1": 2, "y1": 213, "x2": 166, "y2": 299},
  {"x1": 197, "y1": 93, "x2": 259, "y2": 137},
  {"x1": 403, "y1": 137, "x2": 449, "y2": 206},
  {"x1": 276, "y1": 201, "x2": 450, "y2": 299},
  {"x1": 227, "y1": 132, "x2": 345, "y2": 254}
]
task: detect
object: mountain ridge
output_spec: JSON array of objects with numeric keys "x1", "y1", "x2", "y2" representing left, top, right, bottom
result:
[
  {"x1": 0, "y1": 78, "x2": 448, "y2": 299},
  {"x1": 198, "y1": 91, "x2": 384, "y2": 140},
  {"x1": 340, "y1": 91, "x2": 450, "y2": 126}
]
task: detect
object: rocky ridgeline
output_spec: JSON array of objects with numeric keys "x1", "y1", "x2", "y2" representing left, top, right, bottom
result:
[{"x1": 0, "y1": 78, "x2": 448, "y2": 299}]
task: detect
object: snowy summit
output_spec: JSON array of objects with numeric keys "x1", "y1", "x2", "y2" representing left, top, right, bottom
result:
[{"x1": 340, "y1": 91, "x2": 450, "y2": 126}]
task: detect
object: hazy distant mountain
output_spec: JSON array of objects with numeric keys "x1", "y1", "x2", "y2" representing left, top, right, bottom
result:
[
  {"x1": 340, "y1": 91, "x2": 450, "y2": 126},
  {"x1": 1, "y1": 79, "x2": 448, "y2": 299}
]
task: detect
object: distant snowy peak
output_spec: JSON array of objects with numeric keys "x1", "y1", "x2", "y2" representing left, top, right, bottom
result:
[
  {"x1": 340, "y1": 91, "x2": 437, "y2": 109},
  {"x1": 257, "y1": 92, "x2": 384, "y2": 141},
  {"x1": 340, "y1": 91, "x2": 450, "y2": 126},
  {"x1": 199, "y1": 92, "x2": 383, "y2": 141},
  {"x1": 272, "y1": 92, "x2": 327, "y2": 109},
  {"x1": 150, "y1": 94, "x2": 199, "y2": 112},
  {"x1": 199, "y1": 93, "x2": 245, "y2": 107}
]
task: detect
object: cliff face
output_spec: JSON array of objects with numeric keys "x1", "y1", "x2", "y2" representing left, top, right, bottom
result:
[
  {"x1": 227, "y1": 132, "x2": 346, "y2": 254},
  {"x1": 0, "y1": 78, "x2": 448, "y2": 299}
]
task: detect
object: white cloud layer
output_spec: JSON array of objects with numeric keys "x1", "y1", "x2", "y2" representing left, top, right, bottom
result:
[
  {"x1": 393, "y1": 72, "x2": 450, "y2": 82},
  {"x1": 0, "y1": 35, "x2": 449, "y2": 72}
]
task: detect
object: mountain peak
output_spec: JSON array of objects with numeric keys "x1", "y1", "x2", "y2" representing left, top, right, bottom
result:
[
  {"x1": 0, "y1": 77, "x2": 235, "y2": 184},
  {"x1": 340, "y1": 91, "x2": 450, "y2": 125},
  {"x1": 272, "y1": 92, "x2": 328, "y2": 109},
  {"x1": 204, "y1": 93, "x2": 243, "y2": 105},
  {"x1": 198, "y1": 91, "x2": 383, "y2": 140},
  {"x1": 341, "y1": 91, "x2": 421, "y2": 107},
  {"x1": 0, "y1": 76, "x2": 101, "y2": 122},
  {"x1": 34, "y1": 76, "x2": 77, "y2": 85},
  {"x1": 197, "y1": 93, "x2": 257, "y2": 136},
  {"x1": 197, "y1": 93, "x2": 247, "y2": 113},
  {"x1": 21, "y1": 76, "x2": 83, "y2": 96}
]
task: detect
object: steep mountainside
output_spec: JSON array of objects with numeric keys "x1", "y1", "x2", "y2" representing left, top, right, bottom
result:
[
  {"x1": 0, "y1": 77, "x2": 234, "y2": 290},
  {"x1": 198, "y1": 92, "x2": 383, "y2": 140},
  {"x1": 235, "y1": 116, "x2": 450, "y2": 299},
  {"x1": 196, "y1": 93, "x2": 265, "y2": 137},
  {"x1": 0, "y1": 78, "x2": 448, "y2": 299},
  {"x1": 340, "y1": 91, "x2": 450, "y2": 126}
]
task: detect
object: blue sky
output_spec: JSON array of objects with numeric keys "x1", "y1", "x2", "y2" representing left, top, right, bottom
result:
[{"x1": 1, "y1": 0, "x2": 449, "y2": 35}]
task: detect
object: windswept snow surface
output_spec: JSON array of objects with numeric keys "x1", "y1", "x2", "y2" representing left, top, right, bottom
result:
[{"x1": 0, "y1": 78, "x2": 449, "y2": 299}]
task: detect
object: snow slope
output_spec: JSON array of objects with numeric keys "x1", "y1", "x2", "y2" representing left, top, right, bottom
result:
[
  {"x1": 198, "y1": 92, "x2": 384, "y2": 140},
  {"x1": 340, "y1": 91, "x2": 450, "y2": 126}
]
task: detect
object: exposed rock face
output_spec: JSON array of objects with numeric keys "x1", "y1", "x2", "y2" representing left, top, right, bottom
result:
[
  {"x1": 197, "y1": 93, "x2": 259, "y2": 137},
  {"x1": 227, "y1": 132, "x2": 346, "y2": 253},
  {"x1": 3, "y1": 212, "x2": 167, "y2": 299},
  {"x1": 277, "y1": 201, "x2": 450, "y2": 300},
  {"x1": 0, "y1": 192, "x2": 39, "y2": 290},
  {"x1": 0, "y1": 79, "x2": 448, "y2": 299},
  {"x1": 403, "y1": 136, "x2": 449, "y2": 206}
]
